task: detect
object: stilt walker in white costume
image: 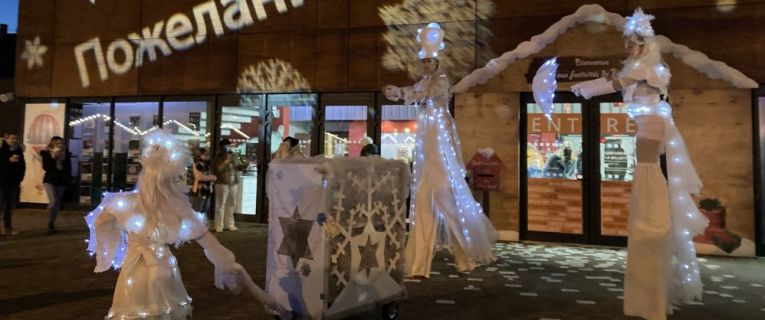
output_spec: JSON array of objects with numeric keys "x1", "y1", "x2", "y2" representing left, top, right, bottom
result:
[
  {"x1": 85, "y1": 131, "x2": 280, "y2": 319},
  {"x1": 384, "y1": 22, "x2": 497, "y2": 277},
  {"x1": 570, "y1": 9, "x2": 708, "y2": 320}
]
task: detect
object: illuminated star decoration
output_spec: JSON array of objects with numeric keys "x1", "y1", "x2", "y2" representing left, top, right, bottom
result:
[
  {"x1": 21, "y1": 36, "x2": 48, "y2": 70},
  {"x1": 357, "y1": 235, "x2": 380, "y2": 278},
  {"x1": 531, "y1": 57, "x2": 558, "y2": 120},
  {"x1": 277, "y1": 207, "x2": 314, "y2": 268}
]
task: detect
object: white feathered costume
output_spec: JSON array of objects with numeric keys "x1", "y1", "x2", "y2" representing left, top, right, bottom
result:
[{"x1": 86, "y1": 131, "x2": 244, "y2": 319}]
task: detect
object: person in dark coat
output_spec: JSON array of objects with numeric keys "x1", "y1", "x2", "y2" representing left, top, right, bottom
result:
[
  {"x1": 0, "y1": 133, "x2": 26, "y2": 235},
  {"x1": 40, "y1": 136, "x2": 72, "y2": 233},
  {"x1": 359, "y1": 137, "x2": 380, "y2": 157}
]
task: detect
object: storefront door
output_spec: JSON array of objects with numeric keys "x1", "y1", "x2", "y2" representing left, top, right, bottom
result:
[
  {"x1": 319, "y1": 93, "x2": 376, "y2": 158},
  {"x1": 521, "y1": 92, "x2": 630, "y2": 245},
  {"x1": 755, "y1": 87, "x2": 765, "y2": 256},
  {"x1": 216, "y1": 94, "x2": 268, "y2": 222}
]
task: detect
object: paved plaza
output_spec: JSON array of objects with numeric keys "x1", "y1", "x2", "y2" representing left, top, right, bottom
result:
[{"x1": 1, "y1": 209, "x2": 764, "y2": 319}]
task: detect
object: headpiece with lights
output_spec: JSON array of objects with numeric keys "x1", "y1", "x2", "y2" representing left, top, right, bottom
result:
[{"x1": 417, "y1": 22, "x2": 445, "y2": 60}]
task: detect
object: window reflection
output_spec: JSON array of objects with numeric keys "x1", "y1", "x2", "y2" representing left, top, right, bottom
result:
[
  {"x1": 324, "y1": 105, "x2": 368, "y2": 158},
  {"x1": 381, "y1": 104, "x2": 417, "y2": 163}
]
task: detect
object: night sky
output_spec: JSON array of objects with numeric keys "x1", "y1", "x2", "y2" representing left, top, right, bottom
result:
[{"x1": 0, "y1": 0, "x2": 19, "y2": 33}]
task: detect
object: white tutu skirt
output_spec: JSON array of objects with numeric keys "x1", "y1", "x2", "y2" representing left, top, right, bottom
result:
[
  {"x1": 623, "y1": 163, "x2": 672, "y2": 320},
  {"x1": 106, "y1": 245, "x2": 193, "y2": 320}
]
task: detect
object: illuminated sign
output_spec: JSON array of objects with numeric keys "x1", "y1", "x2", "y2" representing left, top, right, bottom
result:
[{"x1": 74, "y1": 0, "x2": 305, "y2": 88}]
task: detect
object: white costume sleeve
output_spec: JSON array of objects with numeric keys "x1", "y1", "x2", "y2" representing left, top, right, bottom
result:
[
  {"x1": 403, "y1": 75, "x2": 449, "y2": 106},
  {"x1": 85, "y1": 193, "x2": 127, "y2": 273},
  {"x1": 196, "y1": 232, "x2": 245, "y2": 294},
  {"x1": 570, "y1": 77, "x2": 617, "y2": 99}
]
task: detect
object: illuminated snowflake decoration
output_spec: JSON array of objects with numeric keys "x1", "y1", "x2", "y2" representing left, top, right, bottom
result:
[
  {"x1": 237, "y1": 59, "x2": 311, "y2": 93},
  {"x1": 379, "y1": 0, "x2": 495, "y2": 80},
  {"x1": 21, "y1": 36, "x2": 48, "y2": 70}
]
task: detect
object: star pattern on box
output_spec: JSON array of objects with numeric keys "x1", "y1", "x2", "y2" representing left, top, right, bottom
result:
[
  {"x1": 21, "y1": 36, "x2": 48, "y2": 70},
  {"x1": 277, "y1": 206, "x2": 315, "y2": 269},
  {"x1": 357, "y1": 235, "x2": 380, "y2": 278}
]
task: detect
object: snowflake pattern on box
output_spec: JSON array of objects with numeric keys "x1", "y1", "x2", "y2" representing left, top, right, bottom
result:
[
  {"x1": 323, "y1": 159, "x2": 410, "y2": 309},
  {"x1": 266, "y1": 158, "x2": 409, "y2": 317}
]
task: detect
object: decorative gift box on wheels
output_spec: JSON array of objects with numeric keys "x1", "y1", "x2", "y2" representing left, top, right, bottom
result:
[{"x1": 266, "y1": 157, "x2": 410, "y2": 319}]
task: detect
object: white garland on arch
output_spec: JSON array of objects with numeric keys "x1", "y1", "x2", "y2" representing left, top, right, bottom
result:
[{"x1": 452, "y1": 4, "x2": 759, "y2": 93}]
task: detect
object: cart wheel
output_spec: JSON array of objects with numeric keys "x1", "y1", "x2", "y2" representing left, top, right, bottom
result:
[{"x1": 381, "y1": 302, "x2": 398, "y2": 320}]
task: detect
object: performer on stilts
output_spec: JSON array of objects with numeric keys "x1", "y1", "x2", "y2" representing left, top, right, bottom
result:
[
  {"x1": 384, "y1": 22, "x2": 497, "y2": 277},
  {"x1": 569, "y1": 9, "x2": 708, "y2": 320}
]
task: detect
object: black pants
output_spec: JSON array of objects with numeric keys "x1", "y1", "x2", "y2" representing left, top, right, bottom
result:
[{"x1": 0, "y1": 184, "x2": 19, "y2": 229}]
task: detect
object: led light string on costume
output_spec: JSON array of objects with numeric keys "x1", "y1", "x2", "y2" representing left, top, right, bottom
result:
[{"x1": 85, "y1": 131, "x2": 208, "y2": 271}]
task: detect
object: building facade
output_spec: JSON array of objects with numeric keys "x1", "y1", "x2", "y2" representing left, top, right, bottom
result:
[{"x1": 12, "y1": 0, "x2": 765, "y2": 256}]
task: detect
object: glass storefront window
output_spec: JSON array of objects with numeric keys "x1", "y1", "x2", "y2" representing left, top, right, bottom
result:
[
  {"x1": 599, "y1": 102, "x2": 637, "y2": 236},
  {"x1": 324, "y1": 105, "x2": 368, "y2": 158},
  {"x1": 381, "y1": 104, "x2": 418, "y2": 163},
  {"x1": 68, "y1": 102, "x2": 110, "y2": 205},
  {"x1": 219, "y1": 95, "x2": 264, "y2": 215},
  {"x1": 112, "y1": 100, "x2": 159, "y2": 191},
  {"x1": 526, "y1": 102, "x2": 584, "y2": 235},
  {"x1": 268, "y1": 94, "x2": 317, "y2": 157},
  {"x1": 163, "y1": 100, "x2": 212, "y2": 188}
]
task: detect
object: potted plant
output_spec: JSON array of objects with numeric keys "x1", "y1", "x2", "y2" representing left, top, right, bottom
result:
[{"x1": 695, "y1": 198, "x2": 741, "y2": 254}]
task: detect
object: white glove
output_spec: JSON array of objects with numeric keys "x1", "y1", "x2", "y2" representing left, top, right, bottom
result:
[
  {"x1": 197, "y1": 232, "x2": 244, "y2": 294},
  {"x1": 384, "y1": 85, "x2": 402, "y2": 101},
  {"x1": 570, "y1": 77, "x2": 616, "y2": 100}
]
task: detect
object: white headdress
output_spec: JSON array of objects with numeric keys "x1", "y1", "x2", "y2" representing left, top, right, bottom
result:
[
  {"x1": 623, "y1": 8, "x2": 655, "y2": 41},
  {"x1": 141, "y1": 130, "x2": 189, "y2": 176},
  {"x1": 416, "y1": 22, "x2": 445, "y2": 60}
]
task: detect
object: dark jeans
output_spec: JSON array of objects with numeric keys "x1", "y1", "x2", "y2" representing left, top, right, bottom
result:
[
  {"x1": 1, "y1": 184, "x2": 19, "y2": 229},
  {"x1": 191, "y1": 193, "x2": 212, "y2": 217},
  {"x1": 43, "y1": 183, "x2": 67, "y2": 228}
]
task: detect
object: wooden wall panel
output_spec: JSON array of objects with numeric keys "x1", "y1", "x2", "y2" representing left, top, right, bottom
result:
[
  {"x1": 347, "y1": 28, "x2": 409, "y2": 91},
  {"x1": 485, "y1": 0, "x2": 628, "y2": 19},
  {"x1": 650, "y1": 3, "x2": 765, "y2": 87},
  {"x1": 138, "y1": 34, "x2": 238, "y2": 95},
  {"x1": 349, "y1": 0, "x2": 391, "y2": 28},
  {"x1": 14, "y1": 0, "x2": 765, "y2": 97},
  {"x1": 318, "y1": 0, "x2": 350, "y2": 29},
  {"x1": 315, "y1": 31, "x2": 349, "y2": 91},
  {"x1": 15, "y1": 0, "x2": 56, "y2": 97},
  {"x1": 629, "y1": 0, "x2": 765, "y2": 10}
]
